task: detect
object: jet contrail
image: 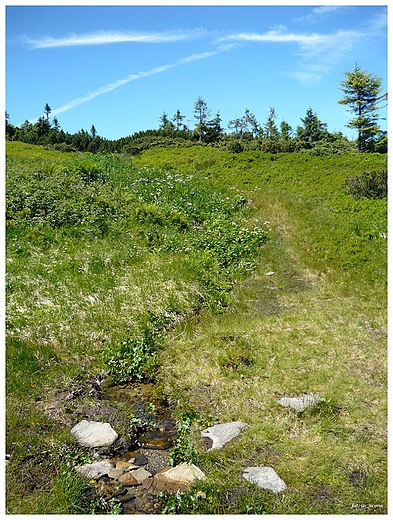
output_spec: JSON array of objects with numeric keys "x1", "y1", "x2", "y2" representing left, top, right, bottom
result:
[{"x1": 26, "y1": 44, "x2": 237, "y2": 124}]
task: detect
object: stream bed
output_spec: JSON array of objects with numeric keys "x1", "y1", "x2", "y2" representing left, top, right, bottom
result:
[{"x1": 40, "y1": 377, "x2": 180, "y2": 514}]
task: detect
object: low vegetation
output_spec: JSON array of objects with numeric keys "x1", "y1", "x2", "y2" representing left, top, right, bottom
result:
[{"x1": 6, "y1": 141, "x2": 387, "y2": 514}]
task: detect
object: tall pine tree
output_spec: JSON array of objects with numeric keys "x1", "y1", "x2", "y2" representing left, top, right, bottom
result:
[{"x1": 338, "y1": 64, "x2": 387, "y2": 153}]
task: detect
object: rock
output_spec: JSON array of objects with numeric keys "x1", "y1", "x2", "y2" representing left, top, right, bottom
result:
[
  {"x1": 201, "y1": 421, "x2": 249, "y2": 451},
  {"x1": 76, "y1": 460, "x2": 114, "y2": 480},
  {"x1": 108, "y1": 468, "x2": 125, "y2": 480},
  {"x1": 130, "y1": 467, "x2": 153, "y2": 483},
  {"x1": 70, "y1": 420, "x2": 118, "y2": 448},
  {"x1": 124, "y1": 453, "x2": 148, "y2": 466},
  {"x1": 151, "y1": 463, "x2": 205, "y2": 493},
  {"x1": 118, "y1": 472, "x2": 139, "y2": 487},
  {"x1": 277, "y1": 394, "x2": 325, "y2": 412},
  {"x1": 116, "y1": 460, "x2": 139, "y2": 470},
  {"x1": 266, "y1": 271, "x2": 275, "y2": 276},
  {"x1": 243, "y1": 466, "x2": 286, "y2": 493}
]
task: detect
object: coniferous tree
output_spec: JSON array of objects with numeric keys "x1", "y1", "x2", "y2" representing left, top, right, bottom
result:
[
  {"x1": 280, "y1": 121, "x2": 292, "y2": 141},
  {"x1": 52, "y1": 117, "x2": 60, "y2": 132},
  {"x1": 205, "y1": 112, "x2": 224, "y2": 143},
  {"x1": 44, "y1": 103, "x2": 51, "y2": 120},
  {"x1": 264, "y1": 108, "x2": 280, "y2": 139},
  {"x1": 172, "y1": 109, "x2": 186, "y2": 131},
  {"x1": 297, "y1": 108, "x2": 328, "y2": 143},
  {"x1": 338, "y1": 63, "x2": 387, "y2": 152},
  {"x1": 159, "y1": 112, "x2": 175, "y2": 131},
  {"x1": 193, "y1": 97, "x2": 211, "y2": 141}
]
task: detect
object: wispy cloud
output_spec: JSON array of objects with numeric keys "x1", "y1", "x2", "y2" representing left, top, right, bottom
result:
[
  {"x1": 217, "y1": 26, "x2": 365, "y2": 85},
  {"x1": 217, "y1": 29, "x2": 328, "y2": 46},
  {"x1": 24, "y1": 28, "x2": 206, "y2": 49},
  {"x1": 25, "y1": 44, "x2": 236, "y2": 123},
  {"x1": 294, "y1": 6, "x2": 344, "y2": 24},
  {"x1": 216, "y1": 27, "x2": 363, "y2": 56}
]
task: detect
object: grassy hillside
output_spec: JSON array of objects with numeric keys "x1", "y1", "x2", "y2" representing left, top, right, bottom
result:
[{"x1": 5, "y1": 142, "x2": 387, "y2": 514}]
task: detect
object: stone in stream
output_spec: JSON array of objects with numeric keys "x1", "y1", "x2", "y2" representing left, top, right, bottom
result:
[
  {"x1": 201, "y1": 421, "x2": 249, "y2": 451},
  {"x1": 70, "y1": 420, "x2": 118, "y2": 448},
  {"x1": 243, "y1": 466, "x2": 286, "y2": 493},
  {"x1": 118, "y1": 472, "x2": 139, "y2": 487},
  {"x1": 116, "y1": 460, "x2": 139, "y2": 471},
  {"x1": 76, "y1": 460, "x2": 114, "y2": 480},
  {"x1": 130, "y1": 466, "x2": 153, "y2": 483},
  {"x1": 277, "y1": 394, "x2": 325, "y2": 412},
  {"x1": 108, "y1": 467, "x2": 125, "y2": 480},
  {"x1": 151, "y1": 463, "x2": 206, "y2": 493}
]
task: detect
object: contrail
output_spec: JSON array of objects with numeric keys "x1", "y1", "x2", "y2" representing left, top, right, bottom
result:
[{"x1": 26, "y1": 44, "x2": 237, "y2": 123}]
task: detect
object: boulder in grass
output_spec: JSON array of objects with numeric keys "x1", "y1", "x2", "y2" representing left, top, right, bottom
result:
[
  {"x1": 201, "y1": 421, "x2": 249, "y2": 451},
  {"x1": 243, "y1": 466, "x2": 286, "y2": 493},
  {"x1": 277, "y1": 394, "x2": 325, "y2": 413},
  {"x1": 71, "y1": 420, "x2": 118, "y2": 448}
]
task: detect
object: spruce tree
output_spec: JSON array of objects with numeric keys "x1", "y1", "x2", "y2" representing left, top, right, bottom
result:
[{"x1": 338, "y1": 64, "x2": 387, "y2": 153}]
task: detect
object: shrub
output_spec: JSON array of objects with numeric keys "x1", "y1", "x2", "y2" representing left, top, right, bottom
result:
[
  {"x1": 344, "y1": 170, "x2": 387, "y2": 199},
  {"x1": 227, "y1": 141, "x2": 244, "y2": 153},
  {"x1": 101, "y1": 334, "x2": 158, "y2": 384}
]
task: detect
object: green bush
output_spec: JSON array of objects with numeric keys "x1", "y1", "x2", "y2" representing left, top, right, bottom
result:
[
  {"x1": 344, "y1": 170, "x2": 387, "y2": 199},
  {"x1": 101, "y1": 334, "x2": 159, "y2": 384},
  {"x1": 227, "y1": 140, "x2": 244, "y2": 153},
  {"x1": 168, "y1": 412, "x2": 200, "y2": 467}
]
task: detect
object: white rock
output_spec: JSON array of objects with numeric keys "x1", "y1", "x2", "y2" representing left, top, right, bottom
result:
[
  {"x1": 278, "y1": 394, "x2": 325, "y2": 412},
  {"x1": 201, "y1": 421, "x2": 249, "y2": 451},
  {"x1": 243, "y1": 466, "x2": 286, "y2": 493},
  {"x1": 76, "y1": 460, "x2": 114, "y2": 480},
  {"x1": 71, "y1": 420, "x2": 118, "y2": 447}
]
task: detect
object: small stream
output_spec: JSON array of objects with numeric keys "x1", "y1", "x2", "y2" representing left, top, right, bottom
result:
[
  {"x1": 91, "y1": 381, "x2": 179, "y2": 514},
  {"x1": 40, "y1": 378, "x2": 179, "y2": 514}
]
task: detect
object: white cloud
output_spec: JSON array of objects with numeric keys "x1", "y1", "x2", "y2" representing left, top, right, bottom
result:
[
  {"x1": 24, "y1": 28, "x2": 206, "y2": 49},
  {"x1": 217, "y1": 26, "x2": 365, "y2": 85},
  {"x1": 217, "y1": 30, "x2": 330, "y2": 46},
  {"x1": 294, "y1": 6, "x2": 344, "y2": 24},
  {"x1": 217, "y1": 27, "x2": 363, "y2": 56}
]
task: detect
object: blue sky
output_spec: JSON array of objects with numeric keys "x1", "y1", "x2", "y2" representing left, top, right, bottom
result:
[{"x1": 5, "y1": 3, "x2": 388, "y2": 141}]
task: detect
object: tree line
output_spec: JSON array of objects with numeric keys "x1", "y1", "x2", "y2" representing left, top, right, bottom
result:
[{"x1": 6, "y1": 64, "x2": 387, "y2": 155}]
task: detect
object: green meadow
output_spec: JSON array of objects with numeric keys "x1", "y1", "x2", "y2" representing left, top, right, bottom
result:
[{"x1": 5, "y1": 141, "x2": 387, "y2": 514}]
